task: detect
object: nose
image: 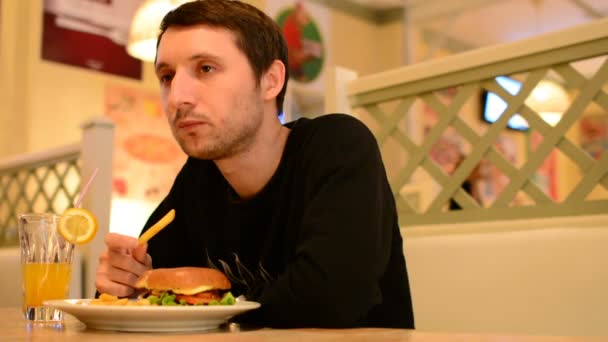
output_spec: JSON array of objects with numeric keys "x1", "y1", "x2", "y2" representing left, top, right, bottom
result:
[{"x1": 167, "y1": 69, "x2": 196, "y2": 111}]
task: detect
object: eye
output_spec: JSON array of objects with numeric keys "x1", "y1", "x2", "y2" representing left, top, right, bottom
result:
[
  {"x1": 158, "y1": 72, "x2": 174, "y2": 85},
  {"x1": 200, "y1": 65, "x2": 215, "y2": 73}
]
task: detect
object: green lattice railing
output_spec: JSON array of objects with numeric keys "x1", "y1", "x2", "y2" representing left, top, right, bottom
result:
[
  {"x1": 0, "y1": 145, "x2": 81, "y2": 246},
  {"x1": 347, "y1": 19, "x2": 608, "y2": 226}
]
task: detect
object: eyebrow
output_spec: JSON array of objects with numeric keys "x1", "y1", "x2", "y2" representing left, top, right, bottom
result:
[{"x1": 155, "y1": 53, "x2": 222, "y2": 75}]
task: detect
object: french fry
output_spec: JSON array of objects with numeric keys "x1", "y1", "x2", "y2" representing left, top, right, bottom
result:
[
  {"x1": 138, "y1": 209, "x2": 175, "y2": 244},
  {"x1": 99, "y1": 293, "x2": 119, "y2": 301},
  {"x1": 89, "y1": 293, "x2": 151, "y2": 306}
]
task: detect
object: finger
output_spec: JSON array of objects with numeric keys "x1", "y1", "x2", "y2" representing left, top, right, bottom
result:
[
  {"x1": 105, "y1": 233, "x2": 139, "y2": 251},
  {"x1": 95, "y1": 275, "x2": 135, "y2": 298},
  {"x1": 98, "y1": 248, "x2": 109, "y2": 264},
  {"x1": 95, "y1": 259, "x2": 135, "y2": 298},
  {"x1": 143, "y1": 253, "x2": 152, "y2": 269},
  {"x1": 107, "y1": 249, "x2": 150, "y2": 278},
  {"x1": 106, "y1": 266, "x2": 141, "y2": 288},
  {"x1": 132, "y1": 243, "x2": 148, "y2": 264}
]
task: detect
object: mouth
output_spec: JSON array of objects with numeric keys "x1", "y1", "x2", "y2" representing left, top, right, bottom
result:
[{"x1": 176, "y1": 120, "x2": 205, "y2": 131}]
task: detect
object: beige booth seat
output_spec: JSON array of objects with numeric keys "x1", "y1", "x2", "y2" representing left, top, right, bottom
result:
[
  {"x1": 404, "y1": 214, "x2": 608, "y2": 337},
  {"x1": 0, "y1": 247, "x2": 21, "y2": 307}
]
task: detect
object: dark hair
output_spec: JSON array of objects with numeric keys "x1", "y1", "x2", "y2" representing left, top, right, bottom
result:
[{"x1": 157, "y1": 0, "x2": 289, "y2": 116}]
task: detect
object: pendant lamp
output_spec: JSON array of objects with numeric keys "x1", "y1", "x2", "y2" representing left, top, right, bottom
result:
[
  {"x1": 525, "y1": 79, "x2": 570, "y2": 127},
  {"x1": 127, "y1": 0, "x2": 185, "y2": 62}
]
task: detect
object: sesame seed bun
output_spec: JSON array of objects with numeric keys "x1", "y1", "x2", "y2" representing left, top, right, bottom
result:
[{"x1": 135, "y1": 267, "x2": 231, "y2": 295}]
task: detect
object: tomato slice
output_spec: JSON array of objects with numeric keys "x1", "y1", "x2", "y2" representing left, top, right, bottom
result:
[{"x1": 175, "y1": 291, "x2": 221, "y2": 305}]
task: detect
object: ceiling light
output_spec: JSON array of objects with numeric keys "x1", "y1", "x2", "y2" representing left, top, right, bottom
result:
[
  {"x1": 525, "y1": 80, "x2": 570, "y2": 127},
  {"x1": 127, "y1": 0, "x2": 185, "y2": 62}
]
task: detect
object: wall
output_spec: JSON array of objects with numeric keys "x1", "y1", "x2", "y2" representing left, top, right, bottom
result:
[
  {"x1": 17, "y1": 1, "x2": 159, "y2": 155},
  {"x1": 0, "y1": 0, "x2": 28, "y2": 158},
  {"x1": 376, "y1": 20, "x2": 405, "y2": 71},
  {"x1": 0, "y1": 0, "x2": 398, "y2": 160},
  {"x1": 0, "y1": 0, "x2": 159, "y2": 157},
  {"x1": 331, "y1": 11, "x2": 403, "y2": 76}
]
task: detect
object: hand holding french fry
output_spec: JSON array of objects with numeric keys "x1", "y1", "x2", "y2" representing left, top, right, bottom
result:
[
  {"x1": 95, "y1": 210, "x2": 175, "y2": 297},
  {"x1": 96, "y1": 233, "x2": 152, "y2": 297}
]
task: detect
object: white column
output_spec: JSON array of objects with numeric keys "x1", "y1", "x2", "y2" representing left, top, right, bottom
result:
[
  {"x1": 79, "y1": 117, "x2": 115, "y2": 298},
  {"x1": 324, "y1": 66, "x2": 358, "y2": 116},
  {"x1": 402, "y1": 5, "x2": 417, "y2": 65}
]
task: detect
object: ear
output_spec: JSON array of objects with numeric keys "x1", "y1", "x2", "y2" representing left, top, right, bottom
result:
[{"x1": 261, "y1": 60, "x2": 286, "y2": 101}]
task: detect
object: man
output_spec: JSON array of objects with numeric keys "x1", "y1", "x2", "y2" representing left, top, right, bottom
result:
[{"x1": 96, "y1": 0, "x2": 414, "y2": 329}]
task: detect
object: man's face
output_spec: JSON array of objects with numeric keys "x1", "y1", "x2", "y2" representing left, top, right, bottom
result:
[{"x1": 155, "y1": 25, "x2": 264, "y2": 160}]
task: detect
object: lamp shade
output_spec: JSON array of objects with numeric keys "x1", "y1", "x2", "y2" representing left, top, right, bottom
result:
[
  {"x1": 127, "y1": 0, "x2": 184, "y2": 62},
  {"x1": 525, "y1": 80, "x2": 570, "y2": 126}
]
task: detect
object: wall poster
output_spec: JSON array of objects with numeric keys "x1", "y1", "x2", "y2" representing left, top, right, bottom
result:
[
  {"x1": 422, "y1": 88, "x2": 465, "y2": 176},
  {"x1": 105, "y1": 84, "x2": 186, "y2": 202},
  {"x1": 474, "y1": 134, "x2": 519, "y2": 206},
  {"x1": 266, "y1": 0, "x2": 330, "y2": 121},
  {"x1": 42, "y1": 0, "x2": 143, "y2": 79},
  {"x1": 419, "y1": 88, "x2": 526, "y2": 208},
  {"x1": 580, "y1": 114, "x2": 608, "y2": 160},
  {"x1": 529, "y1": 131, "x2": 559, "y2": 200}
]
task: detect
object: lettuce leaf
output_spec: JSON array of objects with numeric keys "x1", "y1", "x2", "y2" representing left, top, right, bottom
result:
[{"x1": 147, "y1": 291, "x2": 235, "y2": 306}]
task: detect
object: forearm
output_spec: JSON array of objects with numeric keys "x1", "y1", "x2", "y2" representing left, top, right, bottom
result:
[
  {"x1": 249, "y1": 254, "x2": 382, "y2": 328},
  {"x1": 247, "y1": 166, "x2": 393, "y2": 327}
]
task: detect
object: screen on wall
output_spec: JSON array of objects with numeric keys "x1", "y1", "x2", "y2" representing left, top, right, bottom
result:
[{"x1": 481, "y1": 76, "x2": 529, "y2": 131}]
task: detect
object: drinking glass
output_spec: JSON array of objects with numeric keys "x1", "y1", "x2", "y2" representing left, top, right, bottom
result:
[{"x1": 18, "y1": 213, "x2": 74, "y2": 322}]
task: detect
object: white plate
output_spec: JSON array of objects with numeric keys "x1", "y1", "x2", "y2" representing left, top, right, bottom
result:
[{"x1": 44, "y1": 299, "x2": 261, "y2": 332}]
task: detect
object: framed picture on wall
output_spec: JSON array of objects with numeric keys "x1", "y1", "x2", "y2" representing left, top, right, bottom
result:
[
  {"x1": 473, "y1": 134, "x2": 521, "y2": 206},
  {"x1": 421, "y1": 88, "x2": 465, "y2": 175},
  {"x1": 580, "y1": 113, "x2": 608, "y2": 160},
  {"x1": 266, "y1": 0, "x2": 330, "y2": 120},
  {"x1": 41, "y1": 0, "x2": 143, "y2": 79},
  {"x1": 266, "y1": 0, "x2": 328, "y2": 90}
]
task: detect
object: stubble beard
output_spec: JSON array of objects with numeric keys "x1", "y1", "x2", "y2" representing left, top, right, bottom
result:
[{"x1": 173, "y1": 102, "x2": 264, "y2": 161}]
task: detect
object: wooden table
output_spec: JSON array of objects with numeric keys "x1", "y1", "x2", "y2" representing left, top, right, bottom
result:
[{"x1": 1, "y1": 307, "x2": 604, "y2": 341}]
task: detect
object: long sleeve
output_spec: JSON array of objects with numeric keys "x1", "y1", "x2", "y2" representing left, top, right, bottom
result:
[{"x1": 246, "y1": 115, "x2": 400, "y2": 327}]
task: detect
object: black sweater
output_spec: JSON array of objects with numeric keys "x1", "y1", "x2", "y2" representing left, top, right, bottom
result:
[{"x1": 141, "y1": 114, "x2": 415, "y2": 329}]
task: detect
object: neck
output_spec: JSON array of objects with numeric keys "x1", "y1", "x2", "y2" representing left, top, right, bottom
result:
[{"x1": 214, "y1": 117, "x2": 290, "y2": 199}]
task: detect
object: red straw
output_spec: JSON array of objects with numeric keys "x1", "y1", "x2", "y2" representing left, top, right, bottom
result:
[{"x1": 75, "y1": 168, "x2": 99, "y2": 208}]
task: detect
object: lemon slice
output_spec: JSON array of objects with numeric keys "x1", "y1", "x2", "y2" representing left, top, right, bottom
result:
[{"x1": 58, "y1": 208, "x2": 98, "y2": 244}]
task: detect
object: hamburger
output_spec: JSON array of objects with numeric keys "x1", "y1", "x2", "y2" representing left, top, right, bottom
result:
[{"x1": 135, "y1": 267, "x2": 235, "y2": 306}]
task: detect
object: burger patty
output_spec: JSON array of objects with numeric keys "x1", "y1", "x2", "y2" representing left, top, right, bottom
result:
[{"x1": 175, "y1": 291, "x2": 222, "y2": 305}]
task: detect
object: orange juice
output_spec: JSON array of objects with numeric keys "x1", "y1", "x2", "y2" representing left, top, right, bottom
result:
[{"x1": 22, "y1": 263, "x2": 71, "y2": 309}]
